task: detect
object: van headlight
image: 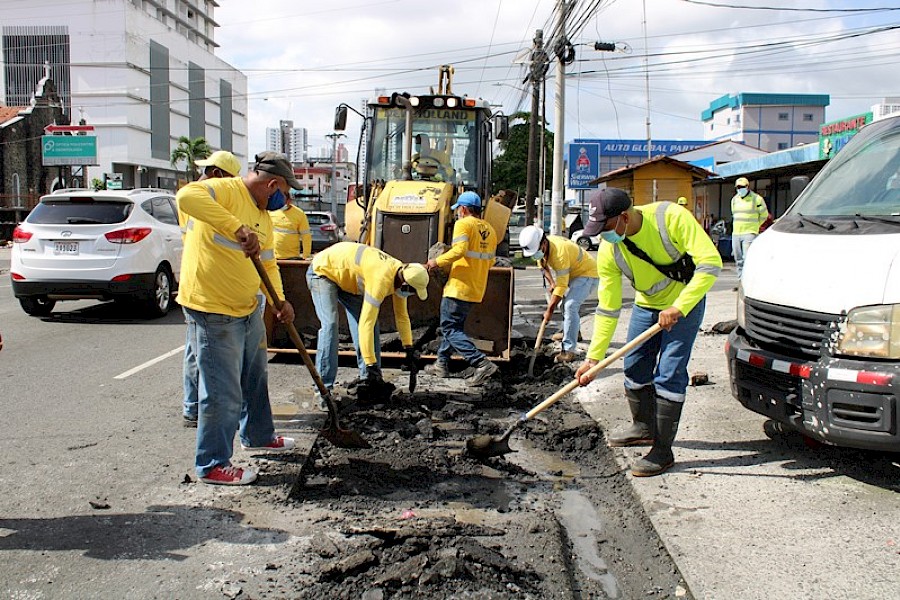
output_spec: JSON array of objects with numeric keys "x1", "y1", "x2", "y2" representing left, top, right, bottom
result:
[
  {"x1": 835, "y1": 304, "x2": 900, "y2": 359},
  {"x1": 736, "y1": 287, "x2": 746, "y2": 329}
]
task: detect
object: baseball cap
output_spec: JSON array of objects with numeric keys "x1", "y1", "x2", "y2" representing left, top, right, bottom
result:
[
  {"x1": 583, "y1": 188, "x2": 632, "y2": 236},
  {"x1": 400, "y1": 263, "x2": 429, "y2": 301},
  {"x1": 735, "y1": 177, "x2": 750, "y2": 188},
  {"x1": 253, "y1": 151, "x2": 303, "y2": 190},
  {"x1": 195, "y1": 150, "x2": 241, "y2": 177},
  {"x1": 450, "y1": 191, "x2": 482, "y2": 210}
]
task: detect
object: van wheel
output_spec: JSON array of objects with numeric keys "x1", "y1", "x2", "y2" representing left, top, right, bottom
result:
[
  {"x1": 576, "y1": 236, "x2": 593, "y2": 250},
  {"x1": 20, "y1": 296, "x2": 56, "y2": 316},
  {"x1": 143, "y1": 266, "x2": 173, "y2": 318}
]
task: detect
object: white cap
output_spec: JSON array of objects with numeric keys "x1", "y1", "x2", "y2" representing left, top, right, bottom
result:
[{"x1": 519, "y1": 225, "x2": 544, "y2": 257}]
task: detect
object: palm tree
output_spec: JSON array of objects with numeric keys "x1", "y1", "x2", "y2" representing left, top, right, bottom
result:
[{"x1": 170, "y1": 136, "x2": 212, "y2": 182}]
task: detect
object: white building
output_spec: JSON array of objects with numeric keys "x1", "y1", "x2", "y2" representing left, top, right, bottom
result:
[
  {"x1": 266, "y1": 120, "x2": 307, "y2": 163},
  {"x1": 872, "y1": 97, "x2": 900, "y2": 122},
  {"x1": 0, "y1": 0, "x2": 248, "y2": 189},
  {"x1": 702, "y1": 93, "x2": 829, "y2": 152}
]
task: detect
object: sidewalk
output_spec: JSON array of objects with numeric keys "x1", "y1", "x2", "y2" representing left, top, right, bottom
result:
[{"x1": 575, "y1": 288, "x2": 900, "y2": 600}]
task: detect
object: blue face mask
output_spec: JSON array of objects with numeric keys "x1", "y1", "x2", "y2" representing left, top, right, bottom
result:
[
  {"x1": 396, "y1": 288, "x2": 415, "y2": 299},
  {"x1": 531, "y1": 250, "x2": 544, "y2": 262},
  {"x1": 266, "y1": 188, "x2": 286, "y2": 211},
  {"x1": 600, "y1": 215, "x2": 625, "y2": 244},
  {"x1": 737, "y1": 187, "x2": 749, "y2": 198}
]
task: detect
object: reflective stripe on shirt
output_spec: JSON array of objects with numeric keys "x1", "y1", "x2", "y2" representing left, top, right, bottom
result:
[{"x1": 465, "y1": 250, "x2": 495, "y2": 260}]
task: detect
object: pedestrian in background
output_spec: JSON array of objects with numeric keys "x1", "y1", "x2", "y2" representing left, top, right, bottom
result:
[
  {"x1": 731, "y1": 176, "x2": 769, "y2": 282},
  {"x1": 307, "y1": 242, "x2": 429, "y2": 399},
  {"x1": 425, "y1": 191, "x2": 499, "y2": 385},
  {"x1": 177, "y1": 151, "x2": 299, "y2": 486},
  {"x1": 575, "y1": 188, "x2": 721, "y2": 477},
  {"x1": 270, "y1": 193, "x2": 312, "y2": 259},
  {"x1": 519, "y1": 225, "x2": 598, "y2": 364},
  {"x1": 179, "y1": 150, "x2": 241, "y2": 427}
]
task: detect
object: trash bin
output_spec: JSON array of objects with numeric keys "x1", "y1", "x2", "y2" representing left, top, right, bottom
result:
[{"x1": 717, "y1": 235, "x2": 733, "y2": 260}]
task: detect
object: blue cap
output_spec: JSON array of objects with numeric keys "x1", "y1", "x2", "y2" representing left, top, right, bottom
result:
[{"x1": 450, "y1": 191, "x2": 482, "y2": 210}]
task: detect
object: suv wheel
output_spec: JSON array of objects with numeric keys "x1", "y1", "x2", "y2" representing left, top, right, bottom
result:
[
  {"x1": 576, "y1": 236, "x2": 593, "y2": 250},
  {"x1": 20, "y1": 296, "x2": 56, "y2": 317},
  {"x1": 143, "y1": 266, "x2": 173, "y2": 318}
]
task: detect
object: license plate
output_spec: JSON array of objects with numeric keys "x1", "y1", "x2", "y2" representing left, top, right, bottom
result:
[{"x1": 54, "y1": 241, "x2": 79, "y2": 255}]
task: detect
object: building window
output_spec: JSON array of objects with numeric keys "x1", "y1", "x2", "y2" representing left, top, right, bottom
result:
[
  {"x1": 778, "y1": 112, "x2": 789, "y2": 121},
  {"x1": 709, "y1": 123, "x2": 714, "y2": 131},
  {"x1": 726, "y1": 118, "x2": 731, "y2": 125},
  {"x1": 803, "y1": 113, "x2": 814, "y2": 121},
  {"x1": 777, "y1": 142, "x2": 788, "y2": 150},
  {"x1": 735, "y1": 114, "x2": 741, "y2": 123}
]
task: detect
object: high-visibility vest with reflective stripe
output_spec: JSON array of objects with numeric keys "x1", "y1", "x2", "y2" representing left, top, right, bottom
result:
[
  {"x1": 176, "y1": 177, "x2": 283, "y2": 318},
  {"x1": 270, "y1": 204, "x2": 312, "y2": 259},
  {"x1": 436, "y1": 216, "x2": 498, "y2": 303},
  {"x1": 544, "y1": 235, "x2": 597, "y2": 297},
  {"x1": 731, "y1": 191, "x2": 768, "y2": 235}
]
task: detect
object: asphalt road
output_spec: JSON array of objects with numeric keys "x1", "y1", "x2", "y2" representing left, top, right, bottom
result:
[{"x1": 1, "y1": 246, "x2": 898, "y2": 599}]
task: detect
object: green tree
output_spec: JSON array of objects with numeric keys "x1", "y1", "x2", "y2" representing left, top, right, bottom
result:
[
  {"x1": 170, "y1": 136, "x2": 212, "y2": 182},
  {"x1": 491, "y1": 111, "x2": 553, "y2": 201}
]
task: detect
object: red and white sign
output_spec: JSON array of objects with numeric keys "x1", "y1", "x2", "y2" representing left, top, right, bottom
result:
[{"x1": 44, "y1": 124, "x2": 95, "y2": 134}]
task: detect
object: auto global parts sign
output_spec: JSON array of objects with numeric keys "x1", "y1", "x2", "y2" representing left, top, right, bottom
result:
[{"x1": 819, "y1": 112, "x2": 872, "y2": 159}]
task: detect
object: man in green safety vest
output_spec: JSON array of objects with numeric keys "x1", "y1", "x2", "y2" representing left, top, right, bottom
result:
[{"x1": 730, "y1": 177, "x2": 769, "y2": 282}]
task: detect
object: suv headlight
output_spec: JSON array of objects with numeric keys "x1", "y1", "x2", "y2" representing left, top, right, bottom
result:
[
  {"x1": 736, "y1": 287, "x2": 746, "y2": 329},
  {"x1": 835, "y1": 304, "x2": 900, "y2": 359}
]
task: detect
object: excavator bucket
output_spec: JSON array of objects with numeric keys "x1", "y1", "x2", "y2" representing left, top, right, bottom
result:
[{"x1": 267, "y1": 260, "x2": 514, "y2": 360}]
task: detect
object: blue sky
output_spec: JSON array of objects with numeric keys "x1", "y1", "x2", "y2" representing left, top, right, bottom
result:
[{"x1": 213, "y1": 0, "x2": 900, "y2": 155}]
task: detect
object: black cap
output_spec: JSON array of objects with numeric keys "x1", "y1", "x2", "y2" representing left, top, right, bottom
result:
[
  {"x1": 584, "y1": 188, "x2": 632, "y2": 236},
  {"x1": 253, "y1": 151, "x2": 303, "y2": 190}
]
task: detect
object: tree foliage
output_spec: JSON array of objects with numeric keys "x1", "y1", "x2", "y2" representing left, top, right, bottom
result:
[
  {"x1": 491, "y1": 111, "x2": 553, "y2": 201},
  {"x1": 170, "y1": 136, "x2": 212, "y2": 182}
]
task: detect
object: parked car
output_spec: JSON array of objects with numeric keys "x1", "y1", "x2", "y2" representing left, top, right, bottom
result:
[
  {"x1": 10, "y1": 188, "x2": 183, "y2": 318},
  {"x1": 570, "y1": 228, "x2": 600, "y2": 250},
  {"x1": 305, "y1": 210, "x2": 342, "y2": 251},
  {"x1": 508, "y1": 208, "x2": 527, "y2": 250}
]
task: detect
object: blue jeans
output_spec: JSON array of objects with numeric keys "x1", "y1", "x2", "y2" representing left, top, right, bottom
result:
[
  {"x1": 184, "y1": 300, "x2": 275, "y2": 478},
  {"x1": 622, "y1": 298, "x2": 706, "y2": 403},
  {"x1": 182, "y1": 322, "x2": 198, "y2": 420},
  {"x1": 560, "y1": 277, "x2": 598, "y2": 352},
  {"x1": 732, "y1": 233, "x2": 757, "y2": 279},
  {"x1": 306, "y1": 269, "x2": 379, "y2": 389},
  {"x1": 437, "y1": 296, "x2": 485, "y2": 367}
]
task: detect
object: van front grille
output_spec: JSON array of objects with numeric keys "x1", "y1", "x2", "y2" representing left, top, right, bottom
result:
[{"x1": 744, "y1": 298, "x2": 839, "y2": 360}]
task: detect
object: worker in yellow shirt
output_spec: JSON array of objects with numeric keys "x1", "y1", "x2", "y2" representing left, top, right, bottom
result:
[
  {"x1": 731, "y1": 176, "x2": 768, "y2": 280},
  {"x1": 519, "y1": 226, "x2": 598, "y2": 363},
  {"x1": 270, "y1": 194, "x2": 312, "y2": 259},
  {"x1": 179, "y1": 150, "x2": 241, "y2": 428},
  {"x1": 177, "y1": 151, "x2": 299, "y2": 486},
  {"x1": 307, "y1": 242, "x2": 430, "y2": 398},
  {"x1": 424, "y1": 191, "x2": 499, "y2": 386},
  {"x1": 575, "y1": 188, "x2": 721, "y2": 477}
]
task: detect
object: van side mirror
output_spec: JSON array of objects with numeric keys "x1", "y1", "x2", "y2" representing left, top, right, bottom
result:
[
  {"x1": 334, "y1": 106, "x2": 348, "y2": 132},
  {"x1": 790, "y1": 176, "x2": 809, "y2": 201},
  {"x1": 494, "y1": 115, "x2": 509, "y2": 140}
]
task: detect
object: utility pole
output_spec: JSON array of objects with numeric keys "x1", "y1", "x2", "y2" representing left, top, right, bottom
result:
[
  {"x1": 550, "y1": 0, "x2": 570, "y2": 236},
  {"x1": 525, "y1": 30, "x2": 546, "y2": 227},
  {"x1": 325, "y1": 132, "x2": 346, "y2": 217}
]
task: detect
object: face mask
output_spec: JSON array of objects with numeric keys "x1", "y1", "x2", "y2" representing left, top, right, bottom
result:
[
  {"x1": 600, "y1": 215, "x2": 625, "y2": 244},
  {"x1": 266, "y1": 188, "x2": 286, "y2": 211},
  {"x1": 737, "y1": 187, "x2": 749, "y2": 198},
  {"x1": 396, "y1": 285, "x2": 415, "y2": 298},
  {"x1": 531, "y1": 250, "x2": 544, "y2": 262}
]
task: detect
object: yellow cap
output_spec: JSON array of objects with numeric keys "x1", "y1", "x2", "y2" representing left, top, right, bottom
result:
[
  {"x1": 735, "y1": 177, "x2": 750, "y2": 188},
  {"x1": 195, "y1": 150, "x2": 241, "y2": 177},
  {"x1": 401, "y1": 263, "x2": 429, "y2": 300},
  {"x1": 677, "y1": 196, "x2": 688, "y2": 206}
]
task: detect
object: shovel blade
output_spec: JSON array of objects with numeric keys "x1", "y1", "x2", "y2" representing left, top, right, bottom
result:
[
  {"x1": 321, "y1": 424, "x2": 370, "y2": 449},
  {"x1": 465, "y1": 433, "x2": 514, "y2": 459}
]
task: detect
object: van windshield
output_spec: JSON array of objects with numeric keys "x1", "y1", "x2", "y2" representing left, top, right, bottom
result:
[{"x1": 787, "y1": 119, "x2": 900, "y2": 217}]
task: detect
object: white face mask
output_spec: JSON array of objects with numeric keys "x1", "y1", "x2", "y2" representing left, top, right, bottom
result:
[{"x1": 737, "y1": 187, "x2": 749, "y2": 198}]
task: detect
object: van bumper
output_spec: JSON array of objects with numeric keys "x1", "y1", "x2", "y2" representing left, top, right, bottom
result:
[{"x1": 726, "y1": 328, "x2": 900, "y2": 453}]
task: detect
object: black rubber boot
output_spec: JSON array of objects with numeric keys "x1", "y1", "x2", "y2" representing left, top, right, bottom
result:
[
  {"x1": 607, "y1": 386, "x2": 656, "y2": 447},
  {"x1": 631, "y1": 397, "x2": 684, "y2": 477}
]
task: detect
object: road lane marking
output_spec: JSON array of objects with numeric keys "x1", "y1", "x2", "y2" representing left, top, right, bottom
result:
[{"x1": 114, "y1": 345, "x2": 184, "y2": 379}]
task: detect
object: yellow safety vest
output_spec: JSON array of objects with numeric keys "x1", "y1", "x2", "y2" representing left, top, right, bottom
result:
[
  {"x1": 436, "y1": 216, "x2": 498, "y2": 303},
  {"x1": 542, "y1": 235, "x2": 598, "y2": 298},
  {"x1": 731, "y1": 191, "x2": 768, "y2": 235},
  {"x1": 271, "y1": 205, "x2": 312, "y2": 259}
]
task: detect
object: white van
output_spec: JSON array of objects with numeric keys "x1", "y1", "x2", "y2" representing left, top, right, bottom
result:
[{"x1": 726, "y1": 114, "x2": 900, "y2": 452}]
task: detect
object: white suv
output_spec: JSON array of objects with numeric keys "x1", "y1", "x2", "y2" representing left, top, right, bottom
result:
[{"x1": 10, "y1": 188, "x2": 183, "y2": 318}]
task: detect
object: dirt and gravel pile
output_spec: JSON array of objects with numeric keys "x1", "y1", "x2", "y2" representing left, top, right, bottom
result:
[{"x1": 250, "y1": 343, "x2": 691, "y2": 599}]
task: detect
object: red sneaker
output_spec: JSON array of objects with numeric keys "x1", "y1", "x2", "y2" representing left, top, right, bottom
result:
[
  {"x1": 199, "y1": 464, "x2": 257, "y2": 486},
  {"x1": 241, "y1": 436, "x2": 297, "y2": 453}
]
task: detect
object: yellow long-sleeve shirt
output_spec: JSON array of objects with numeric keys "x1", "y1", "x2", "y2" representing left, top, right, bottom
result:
[
  {"x1": 587, "y1": 202, "x2": 722, "y2": 361},
  {"x1": 311, "y1": 242, "x2": 412, "y2": 365},
  {"x1": 541, "y1": 235, "x2": 598, "y2": 298},
  {"x1": 731, "y1": 191, "x2": 768, "y2": 235},
  {"x1": 435, "y1": 216, "x2": 498, "y2": 303},
  {"x1": 270, "y1": 204, "x2": 312, "y2": 259},
  {"x1": 176, "y1": 177, "x2": 285, "y2": 318}
]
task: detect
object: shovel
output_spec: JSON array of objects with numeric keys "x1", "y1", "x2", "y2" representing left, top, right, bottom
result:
[
  {"x1": 250, "y1": 255, "x2": 369, "y2": 449},
  {"x1": 527, "y1": 313, "x2": 550, "y2": 378},
  {"x1": 467, "y1": 323, "x2": 663, "y2": 458}
]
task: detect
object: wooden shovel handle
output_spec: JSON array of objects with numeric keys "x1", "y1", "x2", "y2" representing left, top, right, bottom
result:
[
  {"x1": 250, "y1": 255, "x2": 331, "y2": 399},
  {"x1": 524, "y1": 323, "x2": 663, "y2": 420}
]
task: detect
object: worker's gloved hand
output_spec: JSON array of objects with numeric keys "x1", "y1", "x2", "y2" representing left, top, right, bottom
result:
[
  {"x1": 364, "y1": 364, "x2": 384, "y2": 383},
  {"x1": 402, "y1": 346, "x2": 420, "y2": 372}
]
